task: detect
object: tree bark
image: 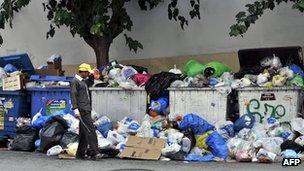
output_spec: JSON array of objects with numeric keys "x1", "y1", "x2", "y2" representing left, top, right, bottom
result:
[{"x1": 83, "y1": 35, "x2": 112, "y2": 67}]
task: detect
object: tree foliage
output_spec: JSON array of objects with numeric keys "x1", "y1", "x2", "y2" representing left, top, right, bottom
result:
[
  {"x1": 0, "y1": 0, "x2": 201, "y2": 54},
  {"x1": 230, "y1": 0, "x2": 304, "y2": 37}
]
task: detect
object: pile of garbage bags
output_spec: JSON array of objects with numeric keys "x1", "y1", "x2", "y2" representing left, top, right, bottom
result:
[
  {"x1": 9, "y1": 111, "x2": 304, "y2": 163},
  {"x1": 95, "y1": 60, "x2": 151, "y2": 89},
  {"x1": 225, "y1": 115, "x2": 304, "y2": 163},
  {"x1": 170, "y1": 56, "x2": 304, "y2": 94}
]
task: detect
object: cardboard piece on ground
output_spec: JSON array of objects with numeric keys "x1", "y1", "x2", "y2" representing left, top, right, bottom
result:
[
  {"x1": 58, "y1": 154, "x2": 76, "y2": 160},
  {"x1": 120, "y1": 136, "x2": 165, "y2": 160},
  {"x1": 2, "y1": 75, "x2": 25, "y2": 91}
]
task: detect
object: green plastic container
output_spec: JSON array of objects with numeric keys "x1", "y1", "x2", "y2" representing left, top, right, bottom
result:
[
  {"x1": 183, "y1": 59, "x2": 206, "y2": 77},
  {"x1": 204, "y1": 61, "x2": 232, "y2": 78}
]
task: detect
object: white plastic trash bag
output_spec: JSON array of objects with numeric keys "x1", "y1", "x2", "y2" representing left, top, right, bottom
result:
[
  {"x1": 169, "y1": 65, "x2": 182, "y2": 74},
  {"x1": 91, "y1": 110, "x2": 101, "y2": 121},
  {"x1": 256, "y1": 148, "x2": 276, "y2": 163},
  {"x1": 227, "y1": 138, "x2": 243, "y2": 158},
  {"x1": 167, "y1": 129, "x2": 184, "y2": 144},
  {"x1": 47, "y1": 145, "x2": 63, "y2": 156},
  {"x1": 106, "y1": 130, "x2": 125, "y2": 145},
  {"x1": 291, "y1": 118, "x2": 304, "y2": 135},
  {"x1": 295, "y1": 136, "x2": 304, "y2": 146},
  {"x1": 137, "y1": 115, "x2": 153, "y2": 138},
  {"x1": 0, "y1": 67, "x2": 7, "y2": 79},
  {"x1": 261, "y1": 137, "x2": 283, "y2": 155},
  {"x1": 63, "y1": 114, "x2": 79, "y2": 134},
  {"x1": 161, "y1": 143, "x2": 181, "y2": 156},
  {"x1": 235, "y1": 140, "x2": 254, "y2": 162}
]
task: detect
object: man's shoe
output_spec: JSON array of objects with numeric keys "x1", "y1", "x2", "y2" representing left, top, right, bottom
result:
[{"x1": 76, "y1": 155, "x2": 87, "y2": 160}]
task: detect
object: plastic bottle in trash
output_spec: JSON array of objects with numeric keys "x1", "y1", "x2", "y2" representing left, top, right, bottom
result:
[
  {"x1": 203, "y1": 61, "x2": 232, "y2": 78},
  {"x1": 150, "y1": 97, "x2": 169, "y2": 113}
]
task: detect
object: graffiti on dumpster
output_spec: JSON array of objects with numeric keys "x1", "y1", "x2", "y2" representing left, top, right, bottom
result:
[{"x1": 246, "y1": 99, "x2": 286, "y2": 123}]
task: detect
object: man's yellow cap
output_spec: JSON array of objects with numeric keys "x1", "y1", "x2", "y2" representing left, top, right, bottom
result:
[{"x1": 79, "y1": 63, "x2": 93, "y2": 74}]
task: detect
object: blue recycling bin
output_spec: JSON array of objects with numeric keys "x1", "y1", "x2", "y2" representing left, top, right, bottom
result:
[
  {"x1": 27, "y1": 75, "x2": 73, "y2": 117},
  {"x1": 0, "y1": 53, "x2": 34, "y2": 141}
]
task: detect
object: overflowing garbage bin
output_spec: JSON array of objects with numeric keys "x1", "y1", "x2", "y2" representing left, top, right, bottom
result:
[
  {"x1": 236, "y1": 46, "x2": 304, "y2": 123},
  {"x1": 238, "y1": 87, "x2": 303, "y2": 123},
  {"x1": 90, "y1": 87, "x2": 147, "y2": 122},
  {"x1": 0, "y1": 53, "x2": 34, "y2": 141},
  {"x1": 27, "y1": 75, "x2": 73, "y2": 117}
]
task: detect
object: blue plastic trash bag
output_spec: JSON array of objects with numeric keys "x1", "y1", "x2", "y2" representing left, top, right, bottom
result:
[
  {"x1": 209, "y1": 78, "x2": 219, "y2": 87},
  {"x1": 4, "y1": 64, "x2": 18, "y2": 73},
  {"x1": 281, "y1": 149, "x2": 298, "y2": 158},
  {"x1": 206, "y1": 131, "x2": 229, "y2": 159},
  {"x1": 281, "y1": 131, "x2": 292, "y2": 141},
  {"x1": 178, "y1": 113, "x2": 215, "y2": 135},
  {"x1": 35, "y1": 139, "x2": 41, "y2": 148},
  {"x1": 150, "y1": 96, "x2": 169, "y2": 113},
  {"x1": 128, "y1": 121, "x2": 140, "y2": 133},
  {"x1": 185, "y1": 154, "x2": 214, "y2": 162},
  {"x1": 32, "y1": 116, "x2": 50, "y2": 130},
  {"x1": 290, "y1": 64, "x2": 304, "y2": 77},
  {"x1": 219, "y1": 121, "x2": 235, "y2": 138},
  {"x1": 97, "y1": 122, "x2": 113, "y2": 138},
  {"x1": 233, "y1": 114, "x2": 255, "y2": 133}
]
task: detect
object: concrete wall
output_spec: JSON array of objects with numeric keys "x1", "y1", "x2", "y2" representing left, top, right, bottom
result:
[{"x1": 1, "y1": 0, "x2": 304, "y2": 75}]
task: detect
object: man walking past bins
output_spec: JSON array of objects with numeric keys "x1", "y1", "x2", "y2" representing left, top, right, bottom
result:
[{"x1": 70, "y1": 63, "x2": 103, "y2": 160}]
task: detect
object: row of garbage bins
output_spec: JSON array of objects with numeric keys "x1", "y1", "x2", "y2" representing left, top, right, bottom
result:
[{"x1": 1, "y1": 47, "x2": 304, "y2": 142}]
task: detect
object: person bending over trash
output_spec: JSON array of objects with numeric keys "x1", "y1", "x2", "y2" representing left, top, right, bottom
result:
[
  {"x1": 70, "y1": 63, "x2": 104, "y2": 160},
  {"x1": 169, "y1": 113, "x2": 229, "y2": 160}
]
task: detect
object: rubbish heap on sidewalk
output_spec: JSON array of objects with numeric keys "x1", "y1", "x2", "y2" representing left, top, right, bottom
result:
[
  {"x1": 5, "y1": 50, "x2": 304, "y2": 163},
  {"x1": 8, "y1": 111, "x2": 304, "y2": 162}
]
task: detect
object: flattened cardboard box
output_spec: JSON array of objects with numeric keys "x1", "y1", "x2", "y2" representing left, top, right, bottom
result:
[
  {"x1": 120, "y1": 136, "x2": 165, "y2": 160},
  {"x1": 2, "y1": 75, "x2": 25, "y2": 91}
]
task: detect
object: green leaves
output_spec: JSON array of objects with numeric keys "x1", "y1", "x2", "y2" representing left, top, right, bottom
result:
[
  {"x1": 0, "y1": 0, "x2": 31, "y2": 46},
  {"x1": 124, "y1": 34, "x2": 143, "y2": 53},
  {"x1": 292, "y1": 0, "x2": 304, "y2": 12},
  {"x1": 167, "y1": 0, "x2": 200, "y2": 30},
  {"x1": 90, "y1": 22, "x2": 105, "y2": 36},
  {"x1": 230, "y1": 0, "x2": 299, "y2": 37}
]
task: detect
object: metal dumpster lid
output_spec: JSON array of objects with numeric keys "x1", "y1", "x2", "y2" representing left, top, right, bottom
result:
[
  {"x1": 30, "y1": 75, "x2": 73, "y2": 82},
  {"x1": 236, "y1": 86, "x2": 302, "y2": 91},
  {"x1": 238, "y1": 46, "x2": 304, "y2": 70},
  {"x1": 0, "y1": 53, "x2": 35, "y2": 75},
  {"x1": 89, "y1": 87, "x2": 145, "y2": 91}
]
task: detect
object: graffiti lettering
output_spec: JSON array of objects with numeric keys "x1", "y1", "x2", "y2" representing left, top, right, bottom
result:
[{"x1": 246, "y1": 99, "x2": 286, "y2": 123}]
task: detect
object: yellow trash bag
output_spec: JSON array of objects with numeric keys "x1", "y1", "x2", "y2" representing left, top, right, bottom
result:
[
  {"x1": 66, "y1": 143, "x2": 78, "y2": 157},
  {"x1": 195, "y1": 131, "x2": 213, "y2": 150}
]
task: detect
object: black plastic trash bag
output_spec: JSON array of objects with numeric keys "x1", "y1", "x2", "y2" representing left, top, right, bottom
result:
[
  {"x1": 60, "y1": 132, "x2": 79, "y2": 149},
  {"x1": 40, "y1": 115, "x2": 68, "y2": 152},
  {"x1": 145, "y1": 72, "x2": 183, "y2": 99},
  {"x1": 165, "y1": 150, "x2": 188, "y2": 161},
  {"x1": 281, "y1": 140, "x2": 304, "y2": 153},
  {"x1": 86, "y1": 148, "x2": 120, "y2": 158},
  {"x1": 10, "y1": 126, "x2": 38, "y2": 152}
]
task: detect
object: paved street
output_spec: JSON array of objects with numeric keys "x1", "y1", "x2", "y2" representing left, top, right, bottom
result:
[{"x1": 0, "y1": 150, "x2": 302, "y2": 171}]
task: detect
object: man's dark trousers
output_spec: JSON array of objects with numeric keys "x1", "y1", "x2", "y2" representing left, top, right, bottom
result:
[{"x1": 76, "y1": 110, "x2": 99, "y2": 158}]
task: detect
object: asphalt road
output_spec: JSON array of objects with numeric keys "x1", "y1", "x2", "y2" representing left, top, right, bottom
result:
[{"x1": 0, "y1": 150, "x2": 302, "y2": 171}]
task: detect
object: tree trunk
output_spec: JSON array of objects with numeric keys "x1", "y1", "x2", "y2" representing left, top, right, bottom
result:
[
  {"x1": 83, "y1": 36, "x2": 112, "y2": 68},
  {"x1": 93, "y1": 41, "x2": 111, "y2": 67}
]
